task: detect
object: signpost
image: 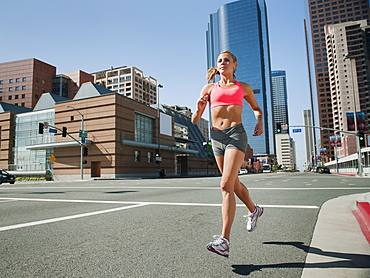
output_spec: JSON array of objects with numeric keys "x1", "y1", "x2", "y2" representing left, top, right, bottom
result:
[
  {"x1": 292, "y1": 129, "x2": 302, "y2": 133},
  {"x1": 49, "y1": 155, "x2": 56, "y2": 163},
  {"x1": 79, "y1": 130, "x2": 88, "y2": 138}
]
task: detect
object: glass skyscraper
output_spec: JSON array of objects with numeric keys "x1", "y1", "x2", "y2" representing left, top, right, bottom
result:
[
  {"x1": 206, "y1": 0, "x2": 273, "y2": 155},
  {"x1": 271, "y1": 70, "x2": 289, "y2": 135}
]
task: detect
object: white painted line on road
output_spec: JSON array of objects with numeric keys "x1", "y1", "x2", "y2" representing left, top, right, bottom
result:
[
  {"x1": 0, "y1": 186, "x2": 369, "y2": 190},
  {"x1": 0, "y1": 203, "x2": 147, "y2": 232},
  {"x1": 0, "y1": 197, "x2": 319, "y2": 209},
  {"x1": 0, "y1": 199, "x2": 18, "y2": 203}
]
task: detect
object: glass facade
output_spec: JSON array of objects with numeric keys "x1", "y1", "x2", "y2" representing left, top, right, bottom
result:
[
  {"x1": 206, "y1": 0, "x2": 274, "y2": 154},
  {"x1": 134, "y1": 113, "x2": 154, "y2": 143},
  {"x1": 271, "y1": 70, "x2": 289, "y2": 135},
  {"x1": 14, "y1": 109, "x2": 54, "y2": 171}
]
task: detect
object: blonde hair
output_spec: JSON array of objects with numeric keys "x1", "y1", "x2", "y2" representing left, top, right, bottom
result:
[{"x1": 206, "y1": 50, "x2": 238, "y2": 82}]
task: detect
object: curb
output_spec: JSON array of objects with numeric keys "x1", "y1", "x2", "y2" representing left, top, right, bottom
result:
[{"x1": 353, "y1": 201, "x2": 370, "y2": 244}]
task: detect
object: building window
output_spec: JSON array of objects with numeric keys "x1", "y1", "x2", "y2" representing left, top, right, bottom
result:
[
  {"x1": 135, "y1": 113, "x2": 154, "y2": 143},
  {"x1": 22, "y1": 86, "x2": 26, "y2": 90},
  {"x1": 15, "y1": 86, "x2": 19, "y2": 91},
  {"x1": 22, "y1": 94, "x2": 25, "y2": 98},
  {"x1": 148, "y1": 152, "x2": 153, "y2": 163},
  {"x1": 8, "y1": 96, "x2": 12, "y2": 100},
  {"x1": 16, "y1": 78, "x2": 20, "y2": 83},
  {"x1": 9, "y1": 87, "x2": 13, "y2": 92},
  {"x1": 0, "y1": 89, "x2": 2, "y2": 93},
  {"x1": 22, "y1": 77, "x2": 26, "y2": 82},
  {"x1": 135, "y1": 150, "x2": 141, "y2": 162},
  {"x1": 0, "y1": 80, "x2": 3, "y2": 85}
]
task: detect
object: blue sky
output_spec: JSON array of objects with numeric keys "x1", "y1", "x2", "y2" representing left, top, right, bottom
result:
[{"x1": 2, "y1": 0, "x2": 311, "y2": 169}]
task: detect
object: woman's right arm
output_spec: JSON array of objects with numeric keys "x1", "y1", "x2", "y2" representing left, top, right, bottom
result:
[{"x1": 191, "y1": 84, "x2": 213, "y2": 124}]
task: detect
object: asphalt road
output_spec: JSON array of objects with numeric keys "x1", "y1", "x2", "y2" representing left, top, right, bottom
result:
[{"x1": 0, "y1": 172, "x2": 369, "y2": 277}]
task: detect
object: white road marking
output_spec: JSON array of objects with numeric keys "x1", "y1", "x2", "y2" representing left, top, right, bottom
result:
[
  {"x1": 0, "y1": 186, "x2": 369, "y2": 190},
  {"x1": 0, "y1": 196, "x2": 320, "y2": 232},
  {"x1": 0, "y1": 199, "x2": 18, "y2": 203},
  {"x1": 0, "y1": 203, "x2": 147, "y2": 232},
  {"x1": 0, "y1": 197, "x2": 320, "y2": 209}
]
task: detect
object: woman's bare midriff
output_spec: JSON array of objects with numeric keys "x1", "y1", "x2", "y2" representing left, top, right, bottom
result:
[{"x1": 211, "y1": 105, "x2": 243, "y2": 130}]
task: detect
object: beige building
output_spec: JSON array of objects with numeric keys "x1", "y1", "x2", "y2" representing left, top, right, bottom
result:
[
  {"x1": 275, "y1": 134, "x2": 296, "y2": 170},
  {"x1": 92, "y1": 66, "x2": 157, "y2": 106},
  {"x1": 325, "y1": 19, "x2": 370, "y2": 157}
]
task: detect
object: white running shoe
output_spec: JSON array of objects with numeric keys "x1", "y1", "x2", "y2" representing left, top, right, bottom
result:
[
  {"x1": 245, "y1": 205, "x2": 264, "y2": 232},
  {"x1": 206, "y1": 235, "x2": 230, "y2": 257}
]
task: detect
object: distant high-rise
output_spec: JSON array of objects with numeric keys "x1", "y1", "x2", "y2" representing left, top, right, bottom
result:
[
  {"x1": 303, "y1": 109, "x2": 315, "y2": 169},
  {"x1": 307, "y1": 0, "x2": 370, "y2": 161},
  {"x1": 91, "y1": 66, "x2": 157, "y2": 106},
  {"x1": 207, "y1": 0, "x2": 273, "y2": 155},
  {"x1": 271, "y1": 70, "x2": 289, "y2": 135}
]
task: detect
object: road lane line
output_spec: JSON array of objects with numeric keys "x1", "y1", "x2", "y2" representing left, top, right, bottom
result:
[
  {"x1": 0, "y1": 197, "x2": 319, "y2": 209},
  {"x1": 0, "y1": 186, "x2": 369, "y2": 190},
  {"x1": 0, "y1": 203, "x2": 147, "y2": 232}
]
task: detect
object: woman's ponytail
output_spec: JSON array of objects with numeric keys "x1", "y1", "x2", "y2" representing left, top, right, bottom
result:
[{"x1": 207, "y1": 67, "x2": 219, "y2": 82}]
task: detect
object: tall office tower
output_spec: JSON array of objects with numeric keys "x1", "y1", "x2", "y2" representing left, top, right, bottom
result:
[
  {"x1": 307, "y1": 0, "x2": 370, "y2": 161},
  {"x1": 303, "y1": 109, "x2": 315, "y2": 168},
  {"x1": 92, "y1": 66, "x2": 157, "y2": 106},
  {"x1": 0, "y1": 58, "x2": 56, "y2": 109},
  {"x1": 207, "y1": 0, "x2": 274, "y2": 155},
  {"x1": 325, "y1": 19, "x2": 370, "y2": 156},
  {"x1": 271, "y1": 70, "x2": 289, "y2": 135}
]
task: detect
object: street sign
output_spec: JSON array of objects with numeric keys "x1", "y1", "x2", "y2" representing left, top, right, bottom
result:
[
  {"x1": 43, "y1": 122, "x2": 49, "y2": 129},
  {"x1": 81, "y1": 138, "x2": 86, "y2": 144},
  {"x1": 49, "y1": 155, "x2": 56, "y2": 163},
  {"x1": 49, "y1": 128, "x2": 57, "y2": 133},
  {"x1": 156, "y1": 156, "x2": 162, "y2": 162},
  {"x1": 79, "y1": 130, "x2": 88, "y2": 138},
  {"x1": 293, "y1": 129, "x2": 302, "y2": 133}
]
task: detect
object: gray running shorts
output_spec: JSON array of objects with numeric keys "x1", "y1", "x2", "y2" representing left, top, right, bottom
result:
[{"x1": 210, "y1": 124, "x2": 248, "y2": 156}]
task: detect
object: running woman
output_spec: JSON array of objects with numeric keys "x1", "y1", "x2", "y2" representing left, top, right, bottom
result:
[{"x1": 191, "y1": 50, "x2": 264, "y2": 258}]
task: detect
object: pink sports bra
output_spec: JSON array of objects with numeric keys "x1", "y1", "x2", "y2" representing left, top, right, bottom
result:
[{"x1": 209, "y1": 81, "x2": 244, "y2": 109}]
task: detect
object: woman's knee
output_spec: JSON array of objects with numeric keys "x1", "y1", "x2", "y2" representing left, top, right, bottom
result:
[{"x1": 220, "y1": 179, "x2": 235, "y2": 193}]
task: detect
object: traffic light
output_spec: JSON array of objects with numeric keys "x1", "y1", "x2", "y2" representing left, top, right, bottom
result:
[
  {"x1": 155, "y1": 149, "x2": 160, "y2": 164},
  {"x1": 358, "y1": 131, "x2": 365, "y2": 148},
  {"x1": 62, "y1": 127, "x2": 67, "y2": 137},
  {"x1": 83, "y1": 146, "x2": 88, "y2": 156},
  {"x1": 38, "y1": 123, "x2": 44, "y2": 134},
  {"x1": 276, "y1": 123, "x2": 282, "y2": 134}
]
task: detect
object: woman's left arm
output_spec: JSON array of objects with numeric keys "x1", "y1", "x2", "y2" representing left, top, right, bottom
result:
[{"x1": 241, "y1": 82, "x2": 263, "y2": 136}]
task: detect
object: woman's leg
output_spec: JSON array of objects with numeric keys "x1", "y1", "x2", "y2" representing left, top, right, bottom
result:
[
  {"x1": 234, "y1": 180, "x2": 255, "y2": 212},
  {"x1": 215, "y1": 149, "x2": 245, "y2": 240}
]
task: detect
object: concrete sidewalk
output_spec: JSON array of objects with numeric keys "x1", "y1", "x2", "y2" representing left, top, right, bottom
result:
[{"x1": 301, "y1": 193, "x2": 370, "y2": 278}]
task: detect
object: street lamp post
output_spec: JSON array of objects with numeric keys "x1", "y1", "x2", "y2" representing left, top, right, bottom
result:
[
  {"x1": 66, "y1": 105, "x2": 85, "y2": 180},
  {"x1": 157, "y1": 84, "x2": 163, "y2": 177}
]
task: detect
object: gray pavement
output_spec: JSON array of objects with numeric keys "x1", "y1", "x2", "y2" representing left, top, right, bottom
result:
[{"x1": 302, "y1": 192, "x2": 370, "y2": 278}]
